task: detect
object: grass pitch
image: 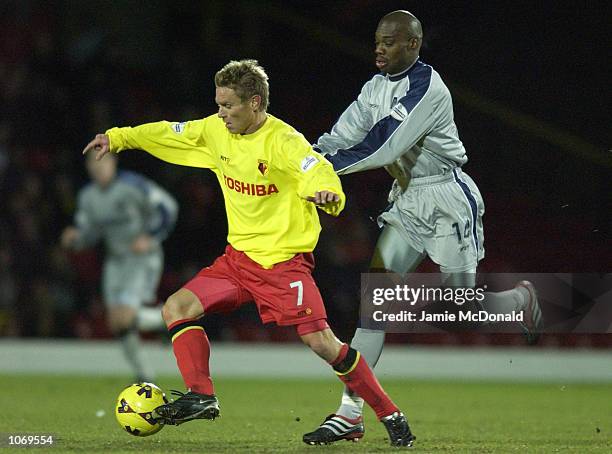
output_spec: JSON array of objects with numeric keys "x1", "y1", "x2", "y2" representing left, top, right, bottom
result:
[{"x1": 1, "y1": 374, "x2": 610, "y2": 453}]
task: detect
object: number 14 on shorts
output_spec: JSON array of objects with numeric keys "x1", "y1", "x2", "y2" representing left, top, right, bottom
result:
[{"x1": 452, "y1": 220, "x2": 471, "y2": 243}]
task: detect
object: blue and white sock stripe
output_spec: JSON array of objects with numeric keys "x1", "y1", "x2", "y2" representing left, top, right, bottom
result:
[{"x1": 452, "y1": 168, "x2": 479, "y2": 253}]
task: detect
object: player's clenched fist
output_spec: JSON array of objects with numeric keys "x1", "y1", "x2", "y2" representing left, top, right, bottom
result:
[{"x1": 82, "y1": 133, "x2": 111, "y2": 160}]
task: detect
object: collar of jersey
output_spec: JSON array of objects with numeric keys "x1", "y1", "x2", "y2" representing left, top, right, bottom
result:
[
  {"x1": 233, "y1": 114, "x2": 272, "y2": 139},
  {"x1": 386, "y1": 58, "x2": 420, "y2": 82}
]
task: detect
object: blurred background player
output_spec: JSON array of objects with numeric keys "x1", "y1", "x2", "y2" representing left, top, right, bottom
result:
[
  {"x1": 61, "y1": 151, "x2": 178, "y2": 381},
  {"x1": 82, "y1": 59, "x2": 415, "y2": 448},
  {"x1": 304, "y1": 10, "x2": 542, "y2": 443}
]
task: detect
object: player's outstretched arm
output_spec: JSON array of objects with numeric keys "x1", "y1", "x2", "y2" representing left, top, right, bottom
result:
[
  {"x1": 315, "y1": 81, "x2": 374, "y2": 157},
  {"x1": 82, "y1": 134, "x2": 111, "y2": 161},
  {"x1": 88, "y1": 121, "x2": 214, "y2": 169}
]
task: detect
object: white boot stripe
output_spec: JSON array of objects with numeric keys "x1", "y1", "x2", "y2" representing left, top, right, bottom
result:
[
  {"x1": 329, "y1": 417, "x2": 354, "y2": 430},
  {"x1": 323, "y1": 421, "x2": 350, "y2": 432},
  {"x1": 321, "y1": 424, "x2": 344, "y2": 436}
]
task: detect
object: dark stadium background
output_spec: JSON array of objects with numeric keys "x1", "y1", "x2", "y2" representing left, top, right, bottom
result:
[{"x1": 1, "y1": 0, "x2": 609, "y2": 345}]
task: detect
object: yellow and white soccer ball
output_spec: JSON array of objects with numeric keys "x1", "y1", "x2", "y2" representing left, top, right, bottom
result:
[{"x1": 115, "y1": 382, "x2": 167, "y2": 436}]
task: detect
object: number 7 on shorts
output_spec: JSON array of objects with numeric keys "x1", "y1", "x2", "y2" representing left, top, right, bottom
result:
[{"x1": 290, "y1": 281, "x2": 303, "y2": 306}]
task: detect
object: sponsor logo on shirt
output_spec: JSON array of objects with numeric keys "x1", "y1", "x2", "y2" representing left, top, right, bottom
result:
[
  {"x1": 223, "y1": 175, "x2": 279, "y2": 196},
  {"x1": 300, "y1": 155, "x2": 318, "y2": 172},
  {"x1": 172, "y1": 122, "x2": 187, "y2": 134}
]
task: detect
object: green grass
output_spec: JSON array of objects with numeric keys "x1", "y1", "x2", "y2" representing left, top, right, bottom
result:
[{"x1": 1, "y1": 375, "x2": 611, "y2": 453}]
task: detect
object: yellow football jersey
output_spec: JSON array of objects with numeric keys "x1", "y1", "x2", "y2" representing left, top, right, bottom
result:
[{"x1": 106, "y1": 114, "x2": 345, "y2": 268}]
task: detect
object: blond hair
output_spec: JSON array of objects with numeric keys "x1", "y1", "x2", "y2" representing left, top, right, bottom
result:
[{"x1": 215, "y1": 59, "x2": 269, "y2": 112}]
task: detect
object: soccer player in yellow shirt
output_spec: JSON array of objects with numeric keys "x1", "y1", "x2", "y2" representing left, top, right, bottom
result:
[{"x1": 83, "y1": 59, "x2": 414, "y2": 447}]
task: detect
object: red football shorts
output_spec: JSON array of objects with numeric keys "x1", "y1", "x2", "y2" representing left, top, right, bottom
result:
[{"x1": 183, "y1": 245, "x2": 328, "y2": 335}]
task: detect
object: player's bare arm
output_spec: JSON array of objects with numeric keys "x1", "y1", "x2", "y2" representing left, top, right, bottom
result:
[{"x1": 82, "y1": 133, "x2": 111, "y2": 160}]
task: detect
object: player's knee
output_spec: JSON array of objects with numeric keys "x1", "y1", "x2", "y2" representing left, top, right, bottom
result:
[{"x1": 162, "y1": 289, "x2": 203, "y2": 325}]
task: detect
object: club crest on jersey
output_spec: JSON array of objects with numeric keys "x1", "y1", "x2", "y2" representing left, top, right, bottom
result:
[
  {"x1": 390, "y1": 103, "x2": 407, "y2": 121},
  {"x1": 171, "y1": 122, "x2": 187, "y2": 134},
  {"x1": 257, "y1": 159, "x2": 268, "y2": 175},
  {"x1": 300, "y1": 155, "x2": 319, "y2": 172}
]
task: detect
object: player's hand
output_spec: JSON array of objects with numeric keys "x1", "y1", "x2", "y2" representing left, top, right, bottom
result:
[
  {"x1": 131, "y1": 234, "x2": 153, "y2": 254},
  {"x1": 306, "y1": 191, "x2": 340, "y2": 205},
  {"x1": 60, "y1": 226, "x2": 80, "y2": 249},
  {"x1": 82, "y1": 134, "x2": 111, "y2": 160}
]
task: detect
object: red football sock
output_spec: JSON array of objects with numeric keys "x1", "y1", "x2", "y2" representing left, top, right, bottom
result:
[
  {"x1": 168, "y1": 318, "x2": 214, "y2": 395},
  {"x1": 330, "y1": 343, "x2": 398, "y2": 419}
]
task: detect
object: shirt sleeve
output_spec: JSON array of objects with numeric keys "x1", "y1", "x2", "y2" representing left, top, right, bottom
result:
[
  {"x1": 282, "y1": 132, "x2": 346, "y2": 217},
  {"x1": 324, "y1": 64, "x2": 435, "y2": 175},
  {"x1": 315, "y1": 81, "x2": 374, "y2": 156},
  {"x1": 106, "y1": 119, "x2": 216, "y2": 169},
  {"x1": 72, "y1": 191, "x2": 100, "y2": 250},
  {"x1": 141, "y1": 179, "x2": 179, "y2": 244}
]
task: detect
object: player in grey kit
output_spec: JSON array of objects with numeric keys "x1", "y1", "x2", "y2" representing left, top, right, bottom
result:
[
  {"x1": 61, "y1": 151, "x2": 178, "y2": 381},
  {"x1": 303, "y1": 10, "x2": 542, "y2": 444}
]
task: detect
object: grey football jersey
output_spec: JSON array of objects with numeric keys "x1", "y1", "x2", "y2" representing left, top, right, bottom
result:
[
  {"x1": 74, "y1": 171, "x2": 178, "y2": 257},
  {"x1": 316, "y1": 59, "x2": 467, "y2": 195}
]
